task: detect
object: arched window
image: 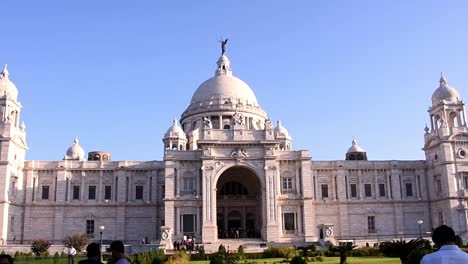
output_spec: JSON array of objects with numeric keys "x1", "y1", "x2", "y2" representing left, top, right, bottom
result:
[
  {"x1": 348, "y1": 154, "x2": 356, "y2": 160},
  {"x1": 357, "y1": 154, "x2": 364, "y2": 160},
  {"x1": 223, "y1": 124, "x2": 230, "y2": 129},
  {"x1": 449, "y1": 111, "x2": 459, "y2": 128}
]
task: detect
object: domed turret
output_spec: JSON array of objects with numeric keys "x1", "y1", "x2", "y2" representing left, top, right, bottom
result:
[
  {"x1": 64, "y1": 137, "x2": 85, "y2": 160},
  {"x1": 275, "y1": 120, "x2": 292, "y2": 150},
  {"x1": 346, "y1": 138, "x2": 367, "y2": 160},
  {"x1": 0, "y1": 65, "x2": 19, "y2": 100},
  {"x1": 432, "y1": 73, "x2": 460, "y2": 105},
  {"x1": 163, "y1": 118, "x2": 187, "y2": 151}
]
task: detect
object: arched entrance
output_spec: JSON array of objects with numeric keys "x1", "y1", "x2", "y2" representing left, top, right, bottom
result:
[{"x1": 216, "y1": 167, "x2": 262, "y2": 239}]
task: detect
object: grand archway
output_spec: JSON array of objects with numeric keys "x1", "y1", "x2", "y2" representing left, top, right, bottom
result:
[{"x1": 216, "y1": 166, "x2": 262, "y2": 239}]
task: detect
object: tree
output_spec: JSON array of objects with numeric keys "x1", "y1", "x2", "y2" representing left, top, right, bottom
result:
[
  {"x1": 63, "y1": 234, "x2": 89, "y2": 252},
  {"x1": 330, "y1": 242, "x2": 357, "y2": 264},
  {"x1": 379, "y1": 238, "x2": 431, "y2": 264},
  {"x1": 31, "y1": 240, "x2": 51, "y2": 256}
]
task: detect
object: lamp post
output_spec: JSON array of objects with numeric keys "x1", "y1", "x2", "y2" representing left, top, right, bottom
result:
[
  {"x1": 417, "y1": 220, "x2": 423, "y2": 238},
  {"x1": 99, "y1": 226, "x2": 105, "y2": 262}
]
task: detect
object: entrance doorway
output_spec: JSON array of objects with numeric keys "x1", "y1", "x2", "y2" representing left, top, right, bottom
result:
[{"x1": 216, "y1": 167, "x2": 262, "y2": 239}]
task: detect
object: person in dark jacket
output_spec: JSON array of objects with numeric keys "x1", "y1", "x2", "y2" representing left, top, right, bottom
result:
[{"x1": 78, "y1": 243, "x2": 102, "y2": 264}]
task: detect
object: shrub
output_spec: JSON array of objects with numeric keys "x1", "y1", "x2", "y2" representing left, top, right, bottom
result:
[
  {"x1": 210, "y1": 254, "x2": 224, "y2": 264},
  {"x1": 351, "y1": 246, "x2": 381, "y2": 256},
  {"x1": 237, "y1": 245, "x2": 244, "y2": 259},
  {"x1": 218, "y1": 244, "x2": 227, "y2": 255},
  {"x1": 130, "y1": 250, "x2": 166, "y2": 264},
  {"x1": 63, "y1": 234, "x2": 89, "y2": 252},
  {"x1": 31, "y1": 239, "x2": 51, "y2": 256},
  {"x1": 290, "y1": 256, "x2": 305, "y2": 264},
  {"x1": 166, "y1": 251, "x2": 189, "y2": 264},
  {"x1": 262, "y1": 246, "x2": 297, "y2": 258}
]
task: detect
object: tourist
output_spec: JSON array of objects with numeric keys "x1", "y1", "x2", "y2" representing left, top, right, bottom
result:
[
  {"x1": 110, "y1": 241, "x2": 130, "y2": 264},
  {"x1": 67, "y1": 246, "x2": 77, "y2": 264},
  {"x1": 420, "y1": 225, "x2": 468, "y2": 264},
  {"x1": 0, "y1": 255, "x2": 13, "y2": 264},
  {"x1": 78, "y1": 243, "x2": 101, "y2": 264}
]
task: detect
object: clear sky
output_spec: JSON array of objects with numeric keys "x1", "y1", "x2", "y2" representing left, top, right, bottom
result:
[{"x1": 3, "y1": 0, "x2": 468, "y2": 161}]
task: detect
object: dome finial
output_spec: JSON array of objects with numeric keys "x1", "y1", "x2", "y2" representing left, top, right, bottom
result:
[
  {"x1": 440, "y1": 72, "x2": 448, "y2": 85},
  {"x1": 352, "y1": 137, "x2": 357, "y2": 146},
  {"x1": 74, "y1": 137, "x2": 79, "y2": 145},
  {"x1": 0, "y1": 64, "x2": 9, "y2": 79},
  {"x1": 219, "y1": 38, "x2": 228, "y2": 56}
]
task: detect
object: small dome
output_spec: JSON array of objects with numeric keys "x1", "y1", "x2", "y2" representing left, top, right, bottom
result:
[
  {"x1": 165, "y1": 118, "x2": 186, "y2": 139},
  {"x1": 65, "y1": 137, "x2": 85, "y2": 160},
  {"x1": 432, "y1": 73, "x2": 460, "y2": 105},
  {"x1": 346, "y1": 138, "x2": 365, "y2": 154},
  {"x1": 0, "y1": 65, "x2": 19, "y2": 100},
  {"x1": 275, "y1": 120, "x2": 291, "y2": 138},
  {"x1": 190, "y1": 55, "x2": 259, "y2": 106}
]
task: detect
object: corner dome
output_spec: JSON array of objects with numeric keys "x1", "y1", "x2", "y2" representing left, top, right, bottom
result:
[
  {"x1": 346, "y1": 138, "x2": 365, "y2": 154},
  {"x1": 65, "y1": 137, "x2": 85, "y2": 160},
  {"x1": 190, "y1": 54, "x2": 259, "y2": 107},
  {"x1": 164, "y1": 118, "x2": 186, "y2": 139},
  {"x1": 432, "y1": 73, "x2": 460, "y2": 105},
  {"x1": 275, "y1": 120, "x2": 291, "y2": 139},
  {"x1": 0, "y1": 65, "x2": 19, "y2": 100}
]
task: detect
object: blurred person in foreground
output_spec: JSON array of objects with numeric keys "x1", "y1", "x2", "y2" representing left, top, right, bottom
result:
[
  {"x1": 420, "y1": 225, "x2": 468, "y2": 264},
  {"x1": 78, "y1": 243, "x2": 102, "y2": 264},
  {"x1": 110, "y1": 241, "x2": 130, "y2": 264}
]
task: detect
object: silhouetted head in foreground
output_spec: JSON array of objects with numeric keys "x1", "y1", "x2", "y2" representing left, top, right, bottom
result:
[{"x1": 432, "y1": 225, "x2": 457, "y2": 248}]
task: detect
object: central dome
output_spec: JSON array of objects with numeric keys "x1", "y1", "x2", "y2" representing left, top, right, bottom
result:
[{"x1": 190, "y1": 74, "x2": 258, "y2": 105}]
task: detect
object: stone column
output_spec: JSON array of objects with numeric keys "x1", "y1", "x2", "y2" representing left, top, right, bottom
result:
[
  {"x1": 302, "y1": 158, "x2": 316, "y2": 242},
  {"x1": 201, "y1": 162, "x2": 217, "y2": 243},
  {"x1": 264, "y1": 161, "x2": 279, "y2": 242}
]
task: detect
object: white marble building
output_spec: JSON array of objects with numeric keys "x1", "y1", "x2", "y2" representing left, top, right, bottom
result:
[{"x1": 1, "y1": 49, "x2": 468, "y2": 247}]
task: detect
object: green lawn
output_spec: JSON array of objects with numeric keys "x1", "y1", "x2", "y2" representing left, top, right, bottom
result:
[{"x1": 191, "y1": 257, "x2": 401, "y2": 264}]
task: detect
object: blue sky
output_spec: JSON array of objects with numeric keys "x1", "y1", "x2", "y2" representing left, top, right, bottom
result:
[{"x1": 3, "y1": 1, "x2": 468, "y2": 161}]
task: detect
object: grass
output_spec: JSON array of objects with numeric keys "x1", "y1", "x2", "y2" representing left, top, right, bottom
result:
[{"x1": 190, "y1": 257, "x2": 401, "y2": 264}]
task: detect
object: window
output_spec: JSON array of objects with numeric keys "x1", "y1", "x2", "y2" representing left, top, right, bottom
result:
[
  {"x1": 405, "y1": 183, "x2": 413, "y2": 197},
  {"x1": 350, "y1": 184, "x2": 357, "y2": 198},
  {"x1": 321, "y1": 184, "x2": 328, "y2": 198},
  {"x1": 104, "y1": 186, "x2": 112, "y2": 200},
  {"x1": 136, "y1": 186, "x2": 144, "y2": 200},
  {"x1": 73, "y1": 186, "x2": 80, "y2": 200},
  {"x1": 42, "y1": 186, "x2": 49, "y2": 200},
  {"x1": 182, "y1": 178, "x2": 194, "y2": 194},
  {"x1": 10, "y1": 216, "x2": 14, "y2": 232},
  {"x1": 463, "y1": 174, "x2": 468, "y2": 189},
  {"x1": 88, "y1": 186, "x2": 96, "y2": 200},
  {"x1": 219, "y1": 182, "x2": 248, "y2": 196},
  {"x1": 438, "y1": 211, "x2": 444, "y2": 225},
  {"x1": 436, "y1": 179, "x2": 442, "y2": 194},
  {"x1": 379, "y1": 184, "x2": 386, "y2": 197},
  {"x1": 86, "y1": 220, "x2": 95, "y2": 236},
  {"x1": 181, "y1": 214, "x2": 196, "y2": 234},
  {"x1": 11, "y1": 181, "x2": 16, "y2": 196},
  {"x1": 364, "y1": 184, "x2": 372, "y2": 197},
  {"x1": 367, "y1": 216, "x2": 375, "y2": 233},
  {"x1": 283, "y1": 213, "x2": 296, "y2": 233},
  {"x1": 282, "y1": 178, "x2": 293, "y2": 193},
  {"x1": 161, "y1": 184, "x2": 165, "y2": 199}
]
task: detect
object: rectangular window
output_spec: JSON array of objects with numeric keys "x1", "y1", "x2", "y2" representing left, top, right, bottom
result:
[
  {"x1": 182, "y1": 178, "x2": 194, "y2": 194},
  {"x1": 136, "y1": 185, "x2": 144, "y2": 200},
  {"x1": 438, "y1": 211, "x2": 444, "y2": 225},
  {"x1": 379, "y1": 184, "x2": 386, "y2": 197},
  {"x1": 282, "y1": 178, "x2": 293, "y2": 193},
  {"x1": 10, "y1": 216, "x2": 14, "y2": 232},
  {"x1": 42, "y1": 186, "x2": 49, "y2": 200},
  {"x1": 368, "y1": 216, "x2": 376, "y2": 233},
  {"x1": 104, "y1": 186, "x2": 112, "y2": 200},
  {"x1": 321, "y1": 184, "x2": 328, "y2": 198},
  {"x1": 464, "y1": 177, "x2": 468, "y2": 189},
  {"x1": 405, "y1": 183, "x2": 413, "y2": 197},
  {"x1": 182, "y1": 214, "x2": 196, "y2": 234},
  {"x1": 283, "y1": 213, "x2": 296, "y2": 233},
  {"x1": 350, "y1": 184, "x2": 357, "y2": 198},
  {"x1": 364, "y1": 184, "x2": 372, "y2": 197},
  {"x1": 88, "y1": 186, "x2": 96, "y2": 200},
  {"x1": 161, "y1": 184, "x2": 165, "y2": 199},
  {"x1": 11, "y1": 181, "x2": 16, "y2": 196},
  {"x1": 73, "y1": 186, "x2": 80, "y2": 200},
  {"x1": 86, "y1": 220, "x2": 95, "y2": 236}
]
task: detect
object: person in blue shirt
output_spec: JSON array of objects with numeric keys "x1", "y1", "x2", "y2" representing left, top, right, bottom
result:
[{"x1": 421, "y1": 225, "x2": 468, "y2": 264}]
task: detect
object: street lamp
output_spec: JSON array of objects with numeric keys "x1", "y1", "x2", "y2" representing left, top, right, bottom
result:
[
  {"x1": 99, "y1": 225, "x2": 105, "y2": 262},
  {"x1": 417, "y1": 220, "x2": 423, "y2": 238}
]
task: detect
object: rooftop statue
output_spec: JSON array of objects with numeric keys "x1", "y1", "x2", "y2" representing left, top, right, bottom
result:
[{"x1": 219, "y1": 38, "x2": 228, "y2": 55}]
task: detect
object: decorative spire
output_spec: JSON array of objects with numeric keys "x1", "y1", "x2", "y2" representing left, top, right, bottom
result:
[
  {"x1": 439, "y1": 72, "x2": 448, "y2": 86},
  {"x1": 424, "y1": 124, "x2": 430, "y2": 134},
  {"x1": 74, "y1": 137, "x2": 79, "y2": 145},
  {"x1": 0, "y1": 64, "x2": 9, "y2": 79},
  {"x1": 352, "y1": 137, "x2": 357, "y2": 146}
]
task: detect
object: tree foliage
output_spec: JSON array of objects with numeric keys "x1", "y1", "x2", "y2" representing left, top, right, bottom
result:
[
  {"x1": 31, "y1": 239, "x2": 51, "y2": 256},
  {"x1": 330, "y1": 242, "x2": 357, "y2": 264},
  {"x1": 63, "y1": 234, "x2": 89, "y2": 252},
  {"x1": 379, "y1": 238, "x2": 431, "y2": 264}
]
